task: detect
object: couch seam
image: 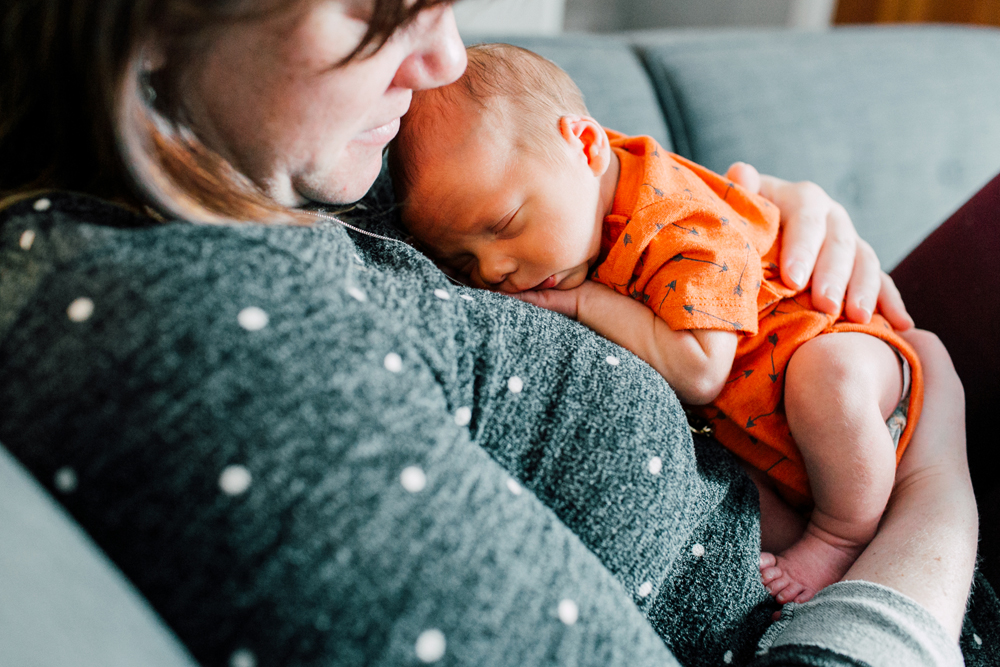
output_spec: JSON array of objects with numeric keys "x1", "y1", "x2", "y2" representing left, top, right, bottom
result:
[{"x1": 633, "y1": 46, "x2": 694, "y2": 162}]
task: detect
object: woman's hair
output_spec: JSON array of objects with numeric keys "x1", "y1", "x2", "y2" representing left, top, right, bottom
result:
[{"x1": 0, "y1": 0, "x2": 452, "y2": 222}]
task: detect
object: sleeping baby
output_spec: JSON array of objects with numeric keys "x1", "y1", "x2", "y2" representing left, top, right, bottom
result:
[{"x1": 388, "y1": 43, "x2": 923, "y2": 604}]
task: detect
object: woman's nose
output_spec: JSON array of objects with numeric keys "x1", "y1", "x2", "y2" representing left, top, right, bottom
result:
[{"x1": 392, "y1": 6, "x2": 467, "y2": 91}]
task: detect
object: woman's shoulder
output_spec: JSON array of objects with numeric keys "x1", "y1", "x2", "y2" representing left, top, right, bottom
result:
[{"x1": 2, "y1": 192, "x2": 356, "y2": 329}]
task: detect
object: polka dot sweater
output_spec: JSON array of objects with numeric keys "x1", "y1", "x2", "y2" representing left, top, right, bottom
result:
[{"x1": 2, "y1": 189, "x2": 996, "y2": 666}]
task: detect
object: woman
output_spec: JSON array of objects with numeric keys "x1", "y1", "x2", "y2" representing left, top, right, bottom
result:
[{"x1": 0, "y1": 1, "x2": 985, "y2": 666}]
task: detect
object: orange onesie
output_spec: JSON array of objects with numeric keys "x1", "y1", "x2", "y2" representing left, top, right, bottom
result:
[{"x1": 591, "y1": 131, "x2": 924, "y2": 507}]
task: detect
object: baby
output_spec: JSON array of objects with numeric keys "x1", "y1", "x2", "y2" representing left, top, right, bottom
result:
[{"x1": 388, "y1": 43, "x2": 924, "y2": 604}]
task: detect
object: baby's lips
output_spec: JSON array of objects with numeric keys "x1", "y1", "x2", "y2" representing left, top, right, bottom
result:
[{"x1": 538, "y1": 275, "x2": 557, "y2": 290}]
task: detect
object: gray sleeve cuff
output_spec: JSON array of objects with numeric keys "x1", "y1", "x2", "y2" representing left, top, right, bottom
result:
[{"x1": 756, "y1": 580, "x2": 962, "y2": 667}]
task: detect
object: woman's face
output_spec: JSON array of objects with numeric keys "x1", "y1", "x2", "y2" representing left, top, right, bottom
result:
[{"x1": 181, "y1": 1, "x2": 467, "y2": 206}]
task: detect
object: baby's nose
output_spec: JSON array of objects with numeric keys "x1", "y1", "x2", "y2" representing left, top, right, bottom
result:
[
  {"x1": 477, "y1": 268, "x2": 509, "y2": 288},
  {"x1": 478, "y1": 257, "x2": 515, "y2": 287}
]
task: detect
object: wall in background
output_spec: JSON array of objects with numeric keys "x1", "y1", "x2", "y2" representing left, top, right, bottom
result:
[
  {"x1": 583, "y1": 0, "x2": 837, "y2": 31},
  {"x1": 456, "y1": 0, "x2": 838, "y2": 35},
  {"x1": 454, "y1": 0, "x2": 565, "y2": 35}
]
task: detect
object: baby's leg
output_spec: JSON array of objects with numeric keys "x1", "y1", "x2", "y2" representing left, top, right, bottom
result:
[{"x1": 760, "y1": 332, "x2": 903, "y2": 604}]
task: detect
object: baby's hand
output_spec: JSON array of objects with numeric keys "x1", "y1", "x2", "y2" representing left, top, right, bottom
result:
[{"x1": 512, "y1": 282, "x2": 590, "y2": 319}]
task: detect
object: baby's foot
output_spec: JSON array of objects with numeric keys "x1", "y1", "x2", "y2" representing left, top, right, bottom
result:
[{"x1": 759, "y1": 526, "x2": 866, "y2": 605}]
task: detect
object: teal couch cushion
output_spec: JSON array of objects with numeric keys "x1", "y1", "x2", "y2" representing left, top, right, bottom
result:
[
  {"x1": 0, "y1": 447, "x2": 197, "y2": 667},
  {"x1": 634, "y1": 26, "x2": 1000, "y2": 269}
]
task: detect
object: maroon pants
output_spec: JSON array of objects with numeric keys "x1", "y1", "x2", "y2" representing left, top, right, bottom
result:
[{"x1": 892, "y1": 173, "x2": 1000, "y2": 589}]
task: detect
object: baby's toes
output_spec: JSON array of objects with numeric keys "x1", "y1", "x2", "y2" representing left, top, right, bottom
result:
[
  {"x1": 759, "y1": 553, "x2": 782, "y2": 585},
  {"x1": 760, "y1": 564, "x2": 783, "y2": 585},
  {"x1": 774, "y1": 581, "x2": 806, "y2": 604},
  {"x1": 764, "y1": 573, "x2": 793, "y2": 598},
  {"x1": 792, "y1": 587, "x2": 817, "y2": 604}
]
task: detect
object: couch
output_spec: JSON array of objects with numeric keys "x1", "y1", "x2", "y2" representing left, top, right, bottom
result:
[{"x1": 3, "y1": 24, "x2": 999, "y2": 666}]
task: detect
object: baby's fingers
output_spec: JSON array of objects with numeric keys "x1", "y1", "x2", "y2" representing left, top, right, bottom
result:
[{"x1": 512, "y1": 289, "x2": 579, "y2": 319}]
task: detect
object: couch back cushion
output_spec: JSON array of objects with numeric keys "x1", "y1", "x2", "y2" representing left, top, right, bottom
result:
[
  {"x1": 635, "y1": 26, "x2": 1000, "y2": 269},
  {"x1": 0, "y1": 446, "x2": 197, "y2": 667},
  {"x1": 465, "y1": 35, "x2": 674, "y2": 150}
]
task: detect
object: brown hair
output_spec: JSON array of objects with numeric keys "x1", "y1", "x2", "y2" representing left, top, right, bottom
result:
[
  {"x1": 0, "y1": 0, "x2": 453, "y2": 223},
  {"x1": 390, "y1": 42, "x2": 589, "y2": 198}
]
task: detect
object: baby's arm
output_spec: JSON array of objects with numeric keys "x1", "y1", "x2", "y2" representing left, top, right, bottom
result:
[{"x1": 517, "y1": 280, "x2": 737, "y2": 405}]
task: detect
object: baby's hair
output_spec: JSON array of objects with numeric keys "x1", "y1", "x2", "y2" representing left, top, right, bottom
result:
[{"x1": 390, "y1": 42, "x2": 589, "y2": 201}]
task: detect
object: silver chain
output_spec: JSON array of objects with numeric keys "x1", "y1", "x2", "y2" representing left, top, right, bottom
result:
[
  {"x1": 306, "y1": 208, "x2": 468, "y2": 288},
  {"x1": 305, "y1": 208, "x2": 414, "y2": 246}
]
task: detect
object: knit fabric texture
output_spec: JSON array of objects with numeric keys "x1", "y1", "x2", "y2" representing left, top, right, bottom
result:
[{"x1": 2, "y1": 182, "x2": 997, "y2": 666}]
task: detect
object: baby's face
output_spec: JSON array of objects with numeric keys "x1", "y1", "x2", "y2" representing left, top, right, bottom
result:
[{"x1": 400, "y1": 101, "x2": 605, "y2": 293}]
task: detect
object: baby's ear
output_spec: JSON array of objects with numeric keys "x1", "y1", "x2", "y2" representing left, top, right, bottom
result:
[{"x1": 559, "y1": 115, "x2": 612, "y2": 177}]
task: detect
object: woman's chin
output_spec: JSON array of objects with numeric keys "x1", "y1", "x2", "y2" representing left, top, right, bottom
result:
[{"x1": 296, "y1": 155, "x2": 384, "y2": 206}]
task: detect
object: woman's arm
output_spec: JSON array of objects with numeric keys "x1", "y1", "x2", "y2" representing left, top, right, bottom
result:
[
  {"x1": 757, "y1": 328, "x2": 976, "y2": 643},
  {"x1": 726, "y1": 163, "x2": 913, "y2": 330},
  {"x1": 754, "y1": 330, "x2": 975, "y2": 666},
  {"x1": 840, "y1": 329, "x2": 977, "y2": 639}
]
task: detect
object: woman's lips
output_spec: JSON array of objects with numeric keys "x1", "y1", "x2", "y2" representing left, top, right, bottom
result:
[{"x1": 355, "y1": 117, "x2": 401, "y2": 145}]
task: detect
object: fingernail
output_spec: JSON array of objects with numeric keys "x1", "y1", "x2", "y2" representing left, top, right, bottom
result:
[
  {"x1": 788, "y1": 262, "x2": 807, "y2": 288},
  {"x1": 822, "y1": 284, "x2": 843, "y2": 304},
  {"x1": 857, "y1": 297, "x2": 873, "y2": 321}
]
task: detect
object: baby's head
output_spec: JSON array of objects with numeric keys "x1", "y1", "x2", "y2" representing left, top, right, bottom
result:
[{"x1": 390, "y1": 43, "x2": 619, "y2": 293}]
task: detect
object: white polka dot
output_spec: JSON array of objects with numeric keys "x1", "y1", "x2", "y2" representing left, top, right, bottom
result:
[
  {"x1": 384, "y1": 352, "x2": 403, "y2": 373},
  {"x1": 229, "y1": 648, "x2": 256, "y2": 667},
  {"x1": 974, "y1": 633, "x2": 982, "y2": 646},
  {"x1": 558, "y1": 599, "x2": 579, "y2": 625},
  {"x1": 237, "y1": 307, "x2": 268, "y2": 331},
  {"x1": 219, "y1": 465, "x2": 252, "y2": 496},
  {"x1": 724, "y1": 649, "x2": 734, "y2": 663},
  {"x1": 66, "y1": 297, "x2": 94, "y2": 322},
  {"x1": 19, "y1": 229, "x2": 35, "y2": 250},
  {"x1": 415, "y1": 628, "x2": 446, "y2": 663},
  {"x1": 433, "y1": 288, "x2": 450, "y2": 300},
  {"x1": 54, "y1": 467, "x2": 78, "y2": 493},
  {"x1": 507, "y1": 376, "x2": 523, "y2": 394},
  {"x1": 33, "y1": 198, "x2": 51, "y2": 211},
  {"x1": 400, "y1": 466, "x2": 427, "y2": 493},
  {"x1": 347, "y1": 286, "x2": 367, "y2": 302},
  {"x1": 459, "y1": 294, "x2": 474, "y2": 302},
  {"x1": 648, "y1": 456, "x2": 663, "y2": 475},
  {"x1": 638, "y1": 581, "x2": 653, "y2": 598},
  {"x1": 605, "y1": 355, "x2": 620, "y2": 366},
  {"x1": 453, "y1": 406, "x2": 472, "y2": 426},
  {"x1": 691, "y1": 543, "x2": 706, "y2": 558},
  {"x1": 506, "y1": 478, "x2": 522, "y2": 495}
]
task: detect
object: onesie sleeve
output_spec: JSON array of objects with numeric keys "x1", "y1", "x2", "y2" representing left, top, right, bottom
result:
[{"x1": 593, "y1": 152, "x2": 778, "y2": 335}]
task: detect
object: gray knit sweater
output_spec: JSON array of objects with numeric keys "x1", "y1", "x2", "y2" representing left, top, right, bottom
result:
[{"x1": 1, "y1": 189, "x2": 995, "y2": 667}]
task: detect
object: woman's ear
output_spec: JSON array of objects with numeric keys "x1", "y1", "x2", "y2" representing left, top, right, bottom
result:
[
  {"x1": 140, "y1": 34, "x2": 167, "y2": 74},
  {"x1": 558, "y1": 115, "x2": 612, "y2": 177}
]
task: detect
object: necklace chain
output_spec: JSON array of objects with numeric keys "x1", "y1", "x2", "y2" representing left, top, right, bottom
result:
[
  {"x1": 306, "y1": 208, "x2": 467, "y2": 289},
  {"x1": 306, "y1": 209, "x2": 412, "y2": 246}
]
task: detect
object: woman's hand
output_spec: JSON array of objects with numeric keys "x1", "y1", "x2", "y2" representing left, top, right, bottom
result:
[{"x1": 726, "y1": 163, "x2": 914, "y2": 330}]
